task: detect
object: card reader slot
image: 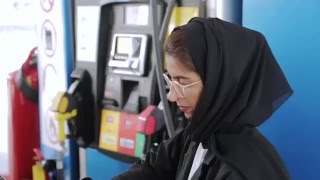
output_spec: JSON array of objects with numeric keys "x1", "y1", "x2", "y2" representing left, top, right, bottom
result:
[
  {"x1": 102, "y1": 98, "x2": 119, "y2": 107},
  {"x1": 122, "y1": 80, "x2": 139, "y2": 113}
]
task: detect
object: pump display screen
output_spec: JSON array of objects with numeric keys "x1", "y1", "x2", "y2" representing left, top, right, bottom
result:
[
  {"x1": 115, "y1": 36, "x2": 142, "y2": 58},
  {"x1": 116, "y1": 37, "x2": 131, "y2": 55},
  {"x1": 109, "y1": 34, "x2": 148, "y2": 76}
]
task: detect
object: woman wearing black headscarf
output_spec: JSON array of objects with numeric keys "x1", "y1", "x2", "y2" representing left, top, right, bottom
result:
[{"x1": 113, "y1": 17, "x2": 293, "y2": 180}]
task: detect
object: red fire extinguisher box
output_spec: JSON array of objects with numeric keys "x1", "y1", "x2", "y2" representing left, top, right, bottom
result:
[{"x1": 6, "y1": 48, "x2": 40, "y2": 180}]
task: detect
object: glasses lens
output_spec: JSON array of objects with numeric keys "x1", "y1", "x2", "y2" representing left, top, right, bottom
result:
[
  {"x1": 172, "y1": 81, "x2": 184, "y2": 98},
  {"x1": 163, "y1": 73, "x2": 184, "y2": 98}
]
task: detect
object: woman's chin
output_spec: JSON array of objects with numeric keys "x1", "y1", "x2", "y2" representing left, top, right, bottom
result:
[{"x1": 184, "y1": 112, "x2": 192, "y2": 119}]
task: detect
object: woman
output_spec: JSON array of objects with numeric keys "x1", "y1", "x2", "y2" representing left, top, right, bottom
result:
[{"x1": 113, "y1": 17, "x2": 293, "y2": 180}]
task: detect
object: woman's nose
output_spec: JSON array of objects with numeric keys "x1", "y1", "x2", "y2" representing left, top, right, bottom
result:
[{"x1": 167, "y1": 87, "x2": 178, "y2": 102}]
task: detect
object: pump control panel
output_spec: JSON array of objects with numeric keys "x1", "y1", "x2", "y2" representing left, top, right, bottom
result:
[{"x1": 108, "y1": 34, "x2": 148, "y2": 76}]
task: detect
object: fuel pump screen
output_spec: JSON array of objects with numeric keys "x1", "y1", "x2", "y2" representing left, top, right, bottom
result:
[
  {"x1": 116, "y1": 37, "x2": 131, "y2": 56},
  {"x1": 109, "y1": 34, "x2": 148, "y2": 76}
]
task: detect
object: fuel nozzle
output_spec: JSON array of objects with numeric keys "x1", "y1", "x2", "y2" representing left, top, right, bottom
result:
[
  {"x1": 50, "y1": 69, "x2": 95, "y2": 148},
  {"x1": 50, "y1": 90, "x2": 78, "y2": 142}
]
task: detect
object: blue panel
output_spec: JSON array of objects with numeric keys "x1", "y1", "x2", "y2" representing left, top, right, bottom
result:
[
  {"x1": 243, "y1": 1, "x2": 320, "y2": 179},
  {"x1": 62, "y1": 1, "x2": 79, "y2": 179},
  {"x1": 63, "y1": 0, "x2": 75, "y2": 86},
  {"x1": 86, "y1": 148, "x2": 131, "y2": 179}
]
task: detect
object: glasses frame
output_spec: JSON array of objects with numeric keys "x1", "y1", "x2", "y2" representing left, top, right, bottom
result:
[{"x1": 163, "y1": 73, "x2": 202, "y2": 98}]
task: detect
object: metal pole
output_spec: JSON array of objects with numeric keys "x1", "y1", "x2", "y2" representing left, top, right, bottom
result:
[
  {"x1": 150, "y1": 0, "x2": 176, "y2": 138},
  {"x1": 159, "y1": 0, "x2": 176, "y2": 46}
]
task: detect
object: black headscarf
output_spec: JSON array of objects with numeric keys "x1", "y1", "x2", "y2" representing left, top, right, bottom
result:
[{"x1": 174, "y1": 17, "x2": 293, "y2": 179}]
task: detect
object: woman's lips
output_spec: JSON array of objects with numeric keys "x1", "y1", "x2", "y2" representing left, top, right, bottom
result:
[{"x1": 179, "y1": 106, "x2": 190, "y2": 112}]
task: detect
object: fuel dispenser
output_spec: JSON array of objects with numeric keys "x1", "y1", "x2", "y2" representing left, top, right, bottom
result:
[
  {"x1": 99, "y1": 31, "x2": 164, "y2": 159},
  {"x1": 74, "y1": 0, "x2": 171, "y2": 162}
]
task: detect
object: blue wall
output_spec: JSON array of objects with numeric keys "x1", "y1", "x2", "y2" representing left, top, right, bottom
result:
[
  {"x1": 86, "y1": 148, "x2": 131, "y2": 179},
  {"x1": 243, "y1": 1, "x2": 320, "y2": 179}
]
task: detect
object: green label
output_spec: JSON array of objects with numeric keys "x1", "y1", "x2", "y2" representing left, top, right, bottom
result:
[{"x1": 135, "y1": 133, "x2": 145, "y2": 158}]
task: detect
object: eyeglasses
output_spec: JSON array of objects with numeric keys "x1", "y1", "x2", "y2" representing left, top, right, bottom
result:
[{"x1": 163, "y1": 73, "x2": 202, "y2": 98}]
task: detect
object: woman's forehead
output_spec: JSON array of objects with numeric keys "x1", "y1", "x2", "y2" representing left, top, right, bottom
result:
[
  {"x1": 166, "y1": 55, "x2": 200, "y2": 80},
  {"x1": 166, "y1": 56, "x2": 190, "y2": 72}
]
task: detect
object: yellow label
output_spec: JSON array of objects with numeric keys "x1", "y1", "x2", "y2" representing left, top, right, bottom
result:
[
  {"x1": 168, "y1": 7, "x2": 199, "y2": 33},
  {"x1": 32, "y1": 164, "x2": 46, "y2": 180},
  {"x1": 164, "y1": 7, "x2": 199, "y2": 70},
  {"x1": 99, "y1": 109, "x2": 120, "y2": 151}
]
